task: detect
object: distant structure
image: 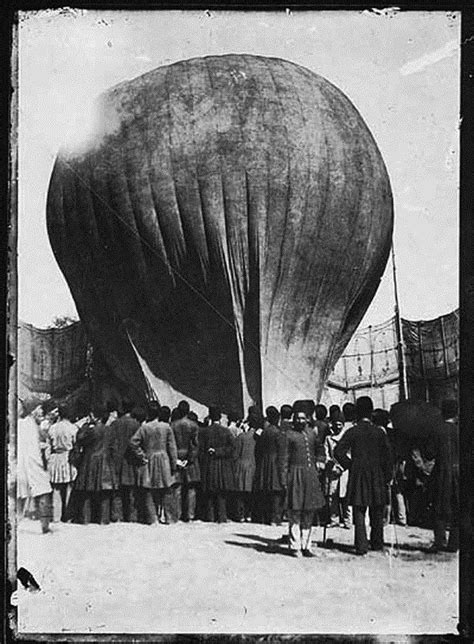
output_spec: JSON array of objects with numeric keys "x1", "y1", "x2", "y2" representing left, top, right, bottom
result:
[
  {"x1": 18, "y1": 310, "x2": 459, "y2": 413},
  {"x1": 18, "y1": 321, "x2": 87, "y2": 402}
]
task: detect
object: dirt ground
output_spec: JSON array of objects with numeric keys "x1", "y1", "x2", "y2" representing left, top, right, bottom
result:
[{"x1": 15, "y1": 517, "x2": 458, "y2": 636}]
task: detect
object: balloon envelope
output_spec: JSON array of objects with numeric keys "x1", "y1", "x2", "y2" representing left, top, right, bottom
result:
[{"x1": 47, "y1": 54, "x2": 393, "y2": 413}]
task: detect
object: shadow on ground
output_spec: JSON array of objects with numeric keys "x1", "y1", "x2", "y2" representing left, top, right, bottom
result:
[
  {"x1": 226, "y1": 532, "x2": 357, "y2": 558},
  {"x1": 225, "y1": 532, "x2": 291, "y2": 555}
]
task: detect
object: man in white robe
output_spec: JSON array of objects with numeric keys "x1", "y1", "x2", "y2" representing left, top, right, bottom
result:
[{"x1": 17, "y1": 397, "x2": 53, "y2": 533}]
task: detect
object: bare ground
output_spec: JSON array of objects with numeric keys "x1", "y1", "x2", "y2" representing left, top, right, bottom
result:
[{"x1": 16, "y1": 518, "x2": 458, "y2": 635}]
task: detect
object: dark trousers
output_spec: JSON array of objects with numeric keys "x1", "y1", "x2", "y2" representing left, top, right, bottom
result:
[
  {"x1": 119, "y1": 485, "x2": 138, "y2": 522},
  {"x1": 142, "y1": 488, "x2": 176, "y2": 524},
  {"x1": 235, "y1": 492, "x2": 253, "y2": 521},
  {"x1": 177, "y1": 484, "x2": 198, "y2": 521},
  {"x1": 92, "y1": 490, "x2": 113, "y2": 524},
  {"x1": 67, "y1": 490, "x2": 90, "y2": 524},
  {"x1": 19, "y1": 493, "x2": 52, "y2": 533},
  {"x1": 165, "y1": 484, "x2": 181, "y2": 523},
  {"x1": 205, "y1": 492, "x2": 227, "y2": 523},
  {"x1": 196, "y1": 485, "x2": 206, "y2": 521},
  {"x1": 52, "y1": 482, "x2": 71, "y2": 522},
  {"x1": 251, "y1": 491, "x2": 265, "y2": 523},
  {"x1": 353, "y1": 505, "x2": 384, "y2": 554},
  {"x1": 65, "y1": 489, "x2": 112, "y2": 524},
  {"x1": 262, "y1": 491, "x2": 285, "y2": 524}
]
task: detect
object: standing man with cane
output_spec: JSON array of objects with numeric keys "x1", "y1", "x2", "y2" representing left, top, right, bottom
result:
[
  {"x1": 335, "y1": 397, "x2": 392, "y2": 556},
  {"x1": 279, "y1": 411, "x2": 326, "y2": 557}
]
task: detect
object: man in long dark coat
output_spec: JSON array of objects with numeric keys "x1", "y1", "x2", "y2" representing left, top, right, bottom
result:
[
  {"x1": 279, "y1": 411, "x2": 325, "y2": 557},
  {"x1": 335, "y1": 396, "x2": 392, "y2": 556},
  {"x1": 71, "y1": 405, "x2": 118, "y2": 524},
  {"x1": 129, "y1": 403, "x2": 178, "y2": 524},
  {"x1": 232, "y1": 422, "x2": 256, "y2": 522},
  {"x1": 255, "y1": 406, "x2": 285, "y2": 525},
  {"x1": 201, "y1": 406, "x2": 235, "y2": 523},
  {"x1": 171, "y1": 401, "x2": 200, "y2": 522},
  {"x1": 109, "y1": 399, "x2": 140, "y2": 522},
  {"x1": 425, "y1": 398, "x2": 459, "y2": 552}
]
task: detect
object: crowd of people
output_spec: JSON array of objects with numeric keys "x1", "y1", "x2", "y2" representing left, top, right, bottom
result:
[{"x1": 17, "y1": 393, "x2": 459, "y2": 558}]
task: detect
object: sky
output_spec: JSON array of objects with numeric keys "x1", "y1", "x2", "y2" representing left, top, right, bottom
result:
[{"x1": 17, "y1": 9, "x2": 459, "y2": 329}]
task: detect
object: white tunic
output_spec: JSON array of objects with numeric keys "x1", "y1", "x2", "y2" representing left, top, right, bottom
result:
[{"x1": 48, "y1": 419, "x2": 78, "y2": 484}]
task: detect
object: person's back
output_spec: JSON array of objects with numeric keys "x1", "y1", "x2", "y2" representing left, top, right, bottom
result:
[
  {"x1": 425, "y1": 400, "x2": 459, "y2": 551},
  {"x1": 201, "y1": 408, "x2": 234, "y2": 522},
  {"x1": 140, "y1": 420, "x2": 173, "y2": 453},
  {"x1": 111, "y1": 415, "x2": 140, "y2": 458},
  {"x1": 87, "y1": 421, "x2": 117, "y2": 491},
  {"x1": 205, "y1": 423, "x2": 234, "y2": 493},
  {"x1": 254, "y1": 421, "x2": 285, "y2": 521},
  {"x1": 334, "y1": 396, "x2": 391, "y2": 555},
  {"x1": 260, "y1": 423, "x2": 281, "y2": 455},
  {"x1": 198, "y1": 424, "x2": 210, "y2": 450},
  {"x1": 235, "y1": 429, "x2": 256, "y2": 460},
  {"x1": 73, "y1": 419, "x2": 96, "y2": 490},
  {"x1": 88, "y1": 421, "x2": 108, "y2": 455},
  {"x1": 172, "y1": 416, "x2": 199, "y2": 457},
  {"x1": 233, "y1": 429, "x2": 256, "y2": 498},
  {"x1": 49, "y1": 418, "x2": 77, "y2": 453},
  {"x1": 170, "y1": 413, "x2": 200, "y2": 520},
  {"x1": 349, "y1": 422, "x2": 390, "y2": 468},
  {"x1": 131, "y1": 413, "x2": 177, "y2": 488},
  {"x1": 336, "y1": 420, "x2": 391, "y2": 504},
  {"x1": 171, "y1": 415, "x2": 199, "y2": 483},
  {"x1": 206, "y1": 421, "x2": 232, "y2": 451}
]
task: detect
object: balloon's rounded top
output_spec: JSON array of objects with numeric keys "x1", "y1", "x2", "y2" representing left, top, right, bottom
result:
[
  {"x1": 62, "y1": 54, "x2": 381, "y2": 164},
  {"x1": 48, "y1": 54, "x2": 393, "y2": 413}
]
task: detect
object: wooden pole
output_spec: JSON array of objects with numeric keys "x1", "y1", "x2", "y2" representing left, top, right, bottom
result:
[
  {"x1": 439, "y1": 314, "x2": 451, "y2": 379},
  {"x1": 417, "y1": 321, "x2": 429, "y2": 403},
  {"x1": 391, "y1": 243, "x2": 408, "y2": 400}
]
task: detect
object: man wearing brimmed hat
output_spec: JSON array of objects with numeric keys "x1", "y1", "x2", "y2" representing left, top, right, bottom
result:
[
  {"x1": 334, "y1": 396, "x2": 392, "y2": 555},
  {"x1": 17, "y1": 397, "x2": 53, "y2": 533},
  {"x1": 425, "y1": 398, "x2": 459, "y2": 552}
]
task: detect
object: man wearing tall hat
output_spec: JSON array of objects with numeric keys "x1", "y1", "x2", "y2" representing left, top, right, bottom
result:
[
  {"x1": 425, "y1": 398, "x2": 459, "y2": 552},
  {"x1": 334, "y1": 396, "x2": 392, "y2": 556},
  {"x1": 200, "y1": 406, "x2": 235, "y2": 523},
  {"x1": 279, "y1": 410, "x2": 325, "y2": 557}
]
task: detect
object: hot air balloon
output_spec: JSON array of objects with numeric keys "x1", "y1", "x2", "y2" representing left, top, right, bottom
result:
[{"x1": 46, "y1": 54, "x2": 393, "y2": 414}]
